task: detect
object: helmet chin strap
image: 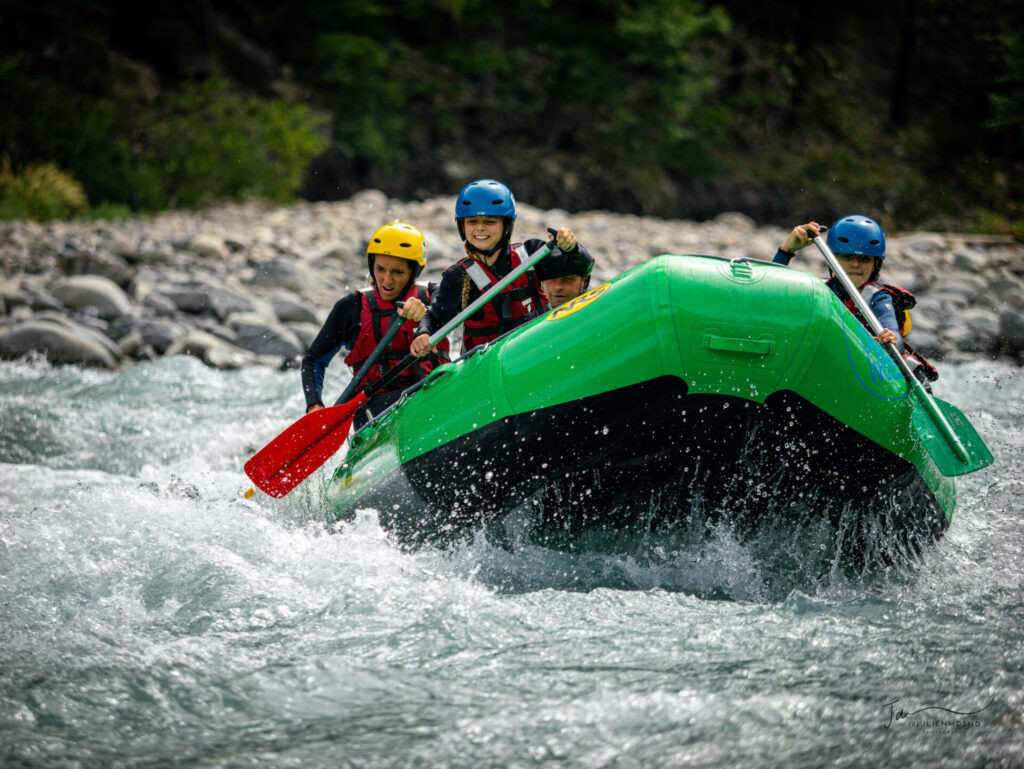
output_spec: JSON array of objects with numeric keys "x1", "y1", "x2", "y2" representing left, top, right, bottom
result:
[
  {"x1": 460, "y1": 219, "x2": 513, "y2": 258},
  {"x1": 466, "y1": 241, "x2": 504, "y2": 258}
]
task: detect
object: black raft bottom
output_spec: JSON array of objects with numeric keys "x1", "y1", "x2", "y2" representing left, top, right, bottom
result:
[{"x1": 354, "y1": 375, "x2": 948, "y2": 565}]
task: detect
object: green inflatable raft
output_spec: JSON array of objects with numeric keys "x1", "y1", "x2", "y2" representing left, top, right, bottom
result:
[{"x1": 325, "y1": 254, "x2": 992, "y2": 559}]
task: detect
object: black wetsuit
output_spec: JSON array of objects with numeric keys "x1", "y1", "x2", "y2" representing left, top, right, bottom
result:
[{"x1": 301, "y1": 282, "x2": 441, "y2": 429}]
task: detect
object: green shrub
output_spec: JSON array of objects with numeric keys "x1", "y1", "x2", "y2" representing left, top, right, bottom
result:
[
  {"x1": 82, "y1": 201, "x2": 134, "y2": 222},
  {"x1": 138, "y1": 78, "x2": 331, "y2": 209},
  {"x1": 0, "y1": 156, "x2": 88, "y2": 220},
  {"x1": 970, "y1": 209, "x2": 1024, "y2": 241}
]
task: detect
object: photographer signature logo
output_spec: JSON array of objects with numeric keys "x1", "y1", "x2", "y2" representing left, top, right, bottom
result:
[{"x1": 883, "y1": 698, "x2": 993, "y2": 730}]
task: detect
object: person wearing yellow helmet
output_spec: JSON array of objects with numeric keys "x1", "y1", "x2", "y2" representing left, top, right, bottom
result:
[{"x1": 301, "y1": 222, "x2": 450, "y2": 429}]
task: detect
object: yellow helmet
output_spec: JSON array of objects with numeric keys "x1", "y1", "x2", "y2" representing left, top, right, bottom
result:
[{"x1": 366, "y1": 222, "x2": 427, "y2": 278}]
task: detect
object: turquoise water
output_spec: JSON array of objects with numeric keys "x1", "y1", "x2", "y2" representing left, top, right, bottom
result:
[{"x1": 1, "y1": 355, "x2": 1022, "y2": 767}]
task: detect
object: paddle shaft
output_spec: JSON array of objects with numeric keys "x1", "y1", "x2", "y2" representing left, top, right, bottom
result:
[
  {"x1": 243, "y1": 239, "x2": 555, "y2": 497},
  {"x1": 811, "y1": 234, "x2": 971, "y2": 462},
  {"x1": 363, "y1": 240, "x2": 555, "y2": 399},
  {"x1": 333, "y1": 302, "x2": 405, "y2": 406},
  {"x1": 243, "y1": 303, "x2": 407, "y2": 495}
]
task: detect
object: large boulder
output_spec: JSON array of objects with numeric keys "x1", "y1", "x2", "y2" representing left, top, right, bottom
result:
[
  {"x1": 20, "y1": 280, "x2": 64, "y2": 312},
  {"x1": 246, "y1": 256, "x2": 321, "y2": 294},
  {"x1": 998, "y1": 310, "x2": 1024, "y2": 355},
  {"x1": 51, "y1": 275, "x2": 134, "y2": 320},
  {"x1": 107, "y1": 317, "x2": 189, "y2": 354},
  {"x1": 287, "y1": 322, "x2": 321, "y2": 350},
  {"x1": 950, "y1": 246, "x2": 991, "y2": 273},
  {"x1": 349, "y1": 188, "x2": 389, "y2": 213},
  {"x1": 909, "y1": 295, "x2": 952, "y2": 332},
  {"x1": 989, "y1": 277, "x2": 1024, "y2": 311},
  {"x1": 0, "y1": 317, "x2": 121, "y2": 368},
  {"x1": 890, "y1": 233, "x2": 948, "y2": 260},
  {"x1": 955, "y1": 308, "x2": 1001, "y2": 352},
  {"x1": 927, "y1": 274, "x2": 990, "y2": 306},
  {"x1": 141, "y1": 291, "x2": 180, "y2": 317},
  {"x1": 162, "y1": 284, "x2": 256, "y2": 320},
  {"x1": 0, "y1": 277, "x2": 24, "y2": 310},
  {"x1": 230, "y1": 320, "x2": 304, "y2": 358},
  {"x1": 164, "y1": 330, "x2": 256, "y2": 370},
  {"x1": 60, "y1": 248, "x2": 135, "y2": 287},
  {"x1": 189, "y1": 234, "x2": 229, "y2": 260},
  {"x1": 270, "y1": 294, "x2": 320, "y2": 324}
]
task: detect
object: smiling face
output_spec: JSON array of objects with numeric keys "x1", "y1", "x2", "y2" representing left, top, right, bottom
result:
[
  {"x1": 543, "y1": 275, "x2": 586, "y2": 308},
  {"x1": 461, "y1": 216, "x2": 504, "y2": 254},
  {"x1": 372, "y1": 254, "x2": 415, "y2": 302},
  {"x1": 835, "y1": 254, "x2": 878, "y2": 288}
]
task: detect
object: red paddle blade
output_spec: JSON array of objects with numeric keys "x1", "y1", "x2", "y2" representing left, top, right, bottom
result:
[{"x1": 244, "y1": 392, "x2": 369, "y2": 498}]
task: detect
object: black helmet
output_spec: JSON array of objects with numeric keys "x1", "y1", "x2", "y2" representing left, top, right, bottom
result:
[{"x1": 535, "y1": 245, "x2": 594, "y2": 281}]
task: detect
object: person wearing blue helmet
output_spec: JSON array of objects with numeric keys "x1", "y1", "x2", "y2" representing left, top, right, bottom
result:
[
  {"x1": 410, "y1": 179, "x2": 592, "y2": 355},
  {"x1": 773, "y1": 215, "x2": 938, "y2": 383}
]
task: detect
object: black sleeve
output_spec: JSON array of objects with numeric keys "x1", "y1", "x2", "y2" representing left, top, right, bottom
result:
[
  {"x1": 415, "y1": 266, "x2": 468, "y2": 338},
  {"x1": 300, "y1": 292, "x2": 362, "y2": 409}
]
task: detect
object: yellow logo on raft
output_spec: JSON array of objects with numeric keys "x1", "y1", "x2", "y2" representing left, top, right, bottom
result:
[{"x1": 545, "y1": 283, "x2": 611, "y2": 321}]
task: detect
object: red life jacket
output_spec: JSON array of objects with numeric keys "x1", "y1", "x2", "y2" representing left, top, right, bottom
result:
[
  {"x1": 459, "y1": 244, "x2": 550, "y2": 353},
  {"x1": 344, "y1": 282, "x2": 449, "y2": 392},
  {"x1": 843, "y1": 282, "x2": 939, "y2": 383}
]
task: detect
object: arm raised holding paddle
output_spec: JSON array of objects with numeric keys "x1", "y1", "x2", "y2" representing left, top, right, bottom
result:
[
  {"x1": 810, "y1": 226, "x2": 992, "y2": 476},
  {"x1": 773, "y1": 217, "x2": 904, "y2": 351},
  {"x1": 410, "y1": 180, "x2": 587, "y2": 358},
  {"x1": 766, "y1": 214, "x2": 991, "y2": 476}
]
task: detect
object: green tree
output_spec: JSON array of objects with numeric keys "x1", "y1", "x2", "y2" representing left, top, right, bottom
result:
[{"x1": 139, "y1": 78, "x2": 330, "y2": 208}]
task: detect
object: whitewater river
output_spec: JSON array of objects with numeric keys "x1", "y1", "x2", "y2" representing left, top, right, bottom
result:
[{"x1": 1, "y1": 355, "x2": 1022, "y2": 767}]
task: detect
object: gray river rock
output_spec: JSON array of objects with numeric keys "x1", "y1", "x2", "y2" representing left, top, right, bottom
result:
[{"x1": 2, "y1": 193, "x2": 1023, "y2": 370}]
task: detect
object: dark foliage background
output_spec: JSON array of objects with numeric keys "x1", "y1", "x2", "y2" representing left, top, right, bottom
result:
[{"x1": 2, "y1": 0, "x2": 1021, "y2": 231}]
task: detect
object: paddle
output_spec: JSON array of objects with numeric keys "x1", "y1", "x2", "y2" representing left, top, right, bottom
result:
[
  {"x1": 811, "y1": 233, "x2": 993, "y2": 477},
  {"x1": 242, "y1": 303, "x2": 408, "y2": 499},
  {"x1": 335, "y1": 302, "x2": 406, "y2": 406},
  {"x1": 245, "y1": 237, "x2": 557, "y2": 497}
]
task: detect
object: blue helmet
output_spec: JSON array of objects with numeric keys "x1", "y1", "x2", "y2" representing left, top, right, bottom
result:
[
  {"x1": 826, "y1": 215, "x2": 886, "y2": 259},
  {"x1": 454, "y1": 179, "x2": 517, "y2": 221}
]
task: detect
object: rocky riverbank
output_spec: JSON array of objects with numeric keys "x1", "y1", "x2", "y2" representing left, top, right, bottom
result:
[{"x1": 2, "y1": 190, "x2": 1023, "y2": 370}]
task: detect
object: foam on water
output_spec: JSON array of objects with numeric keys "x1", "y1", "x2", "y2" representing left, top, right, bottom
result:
[{"x1": 2, "y1": 356, "x2": 1022, "y2": 767}]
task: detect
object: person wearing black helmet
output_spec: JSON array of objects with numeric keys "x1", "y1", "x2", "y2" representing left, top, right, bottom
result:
[
  {"x1": 773, "y1": 215, "x2": 938, "y2": 384},
  {"x1": 534, "y1": 243, "x2": 595, "y2": 308}
]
